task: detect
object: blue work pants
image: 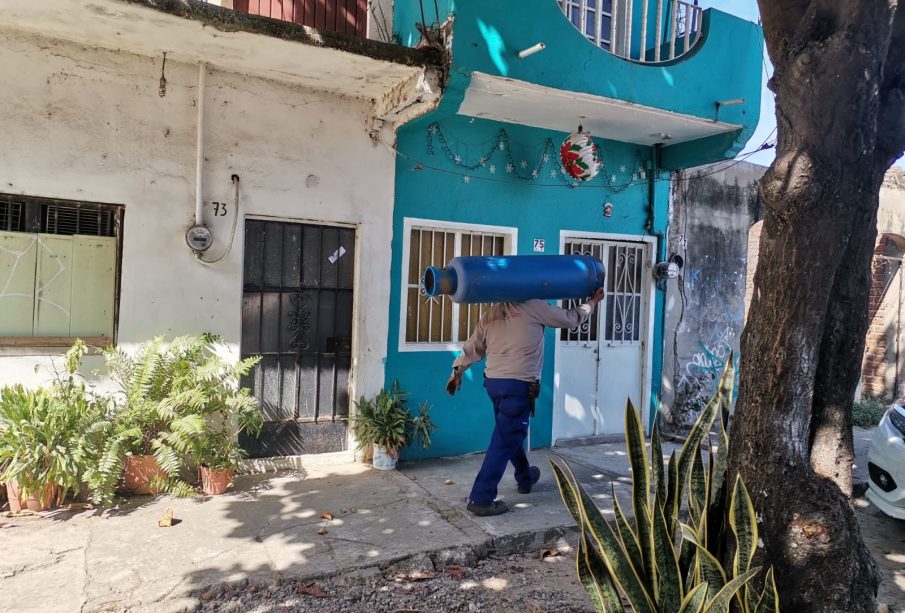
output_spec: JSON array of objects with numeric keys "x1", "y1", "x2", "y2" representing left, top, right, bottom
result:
[{"x1": 468, "y1": 378, "x2": 533, "y2": 505}]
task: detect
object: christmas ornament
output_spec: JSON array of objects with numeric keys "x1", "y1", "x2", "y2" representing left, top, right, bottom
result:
[{"x1": 560, "y1": 125, "x2": 602, "y2": 181}]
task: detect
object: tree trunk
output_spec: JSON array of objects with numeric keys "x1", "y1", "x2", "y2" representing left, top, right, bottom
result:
[
  {"x1": 732, "y1": 166, "x2": 880, "y2": 613},
  {"x1": 729, "y1": 2, "x2": 905, "y2": 610},
  {"x1": 809, "y1": 200, "x2": 879, "y2": 497}
]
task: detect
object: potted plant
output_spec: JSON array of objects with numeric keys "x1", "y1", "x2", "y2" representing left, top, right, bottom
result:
[
  {"x1": 195, "y1": 430, "x2": 247, "y2": 495},
  {"x1": 0, "y1": 384, "x2": 91, "y2": 512},
  {"x1": 351, "y1": 381, "x2": 436, "y2": 470},
  {"x1": 88, "y1": 334, "x2": 261, "y2": 503},
  {"x1": 194, "y1": 387, "x2": 262, "y2": 496}
]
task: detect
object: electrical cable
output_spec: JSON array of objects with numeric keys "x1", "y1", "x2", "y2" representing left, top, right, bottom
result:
[{"x1": 196, "y1": 174, "x2": 240, "y2": 265}]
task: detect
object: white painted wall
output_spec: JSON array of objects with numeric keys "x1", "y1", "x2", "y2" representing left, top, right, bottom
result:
[{"x1": 0, "y1": 30, "x2": 395, "y2": 407}]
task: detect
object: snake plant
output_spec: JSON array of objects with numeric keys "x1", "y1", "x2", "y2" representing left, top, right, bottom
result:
[{"x1": 551, "y1": 354, "x2": 779, "y2": 613}]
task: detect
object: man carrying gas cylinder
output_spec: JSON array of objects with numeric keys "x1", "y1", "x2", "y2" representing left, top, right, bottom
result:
[{"x1": 446, "y1": 288, "x2": 605, "y2": 517}]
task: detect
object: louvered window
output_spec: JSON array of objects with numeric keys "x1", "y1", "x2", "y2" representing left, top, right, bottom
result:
[
  {"x1": 42, "y1": 202, "x2": 117, "y2": 237},
  {"x1": 0, "y1": 193, "x2": 123, "y2": 344},
  {"x1": 402, "y1": 220, "x2": 516, "y2": 348}
]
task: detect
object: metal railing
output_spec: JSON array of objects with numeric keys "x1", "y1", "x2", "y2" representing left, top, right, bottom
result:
[
  {"x1": 233, "y1": 0, "x2": 369, "y2": 38},
  {"x1": 558, "y1": 0, "x2": 703, "y2": 63}
]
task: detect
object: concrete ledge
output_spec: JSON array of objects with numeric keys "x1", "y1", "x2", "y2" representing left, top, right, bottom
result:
[{"x1": 120, "y1": 0, "x2": 444, "y2": 69}]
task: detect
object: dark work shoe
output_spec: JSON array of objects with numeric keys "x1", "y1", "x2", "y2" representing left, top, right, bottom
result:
[
  {"x1": 467, "y1": 500, "x2": 509, "y2": 516},
  {"x1": 517, "y1": 466, "x2": 541, "y2": 494}
]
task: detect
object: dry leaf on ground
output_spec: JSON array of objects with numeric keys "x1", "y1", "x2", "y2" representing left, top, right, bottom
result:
[
  {"x1": 444, "y1": 565, "x2": 465, "y2": 578},
  {"x1": 539, "y1": 547, "x2": 561, "y2": 559},
  {"x1": 320, "y1": 512, "x2": 334, "y2": 521},
  {"x1": 443, "y1": 479, "x2": 454, "y2": 485},
  {"x1": 317, "y1": 527, "x2": 328, "y2": 535},
  {"x1": 157, "y1": 508, "x2": 174, "y2": 528},
  {"x1": 297, "y1": 584, "x2": 330, "y2": 598}
]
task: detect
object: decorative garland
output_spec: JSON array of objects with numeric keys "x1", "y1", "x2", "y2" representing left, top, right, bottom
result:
[{"x1": 425, "y1": 122, "x2": 647, "y2": 192}]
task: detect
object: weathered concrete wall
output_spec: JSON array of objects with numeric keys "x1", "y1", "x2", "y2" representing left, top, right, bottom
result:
[
  {"x1": 0, "y1": 30, "x2": 396, "y2": 405},
  {"x1": 660, "y1": 161, "x2": 765, "y2": 427}
]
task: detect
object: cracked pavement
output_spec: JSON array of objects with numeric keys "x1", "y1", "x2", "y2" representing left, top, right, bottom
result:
[
  {"x1": 3, "y1": 434, "x2": 900, "y2": 612},
  {"x1": 0, "y1": 443, "x2": 662, "y2": 613}
]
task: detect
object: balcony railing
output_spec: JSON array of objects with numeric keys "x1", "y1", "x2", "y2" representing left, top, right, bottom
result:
[
  {"x1": 233, "y1": 0, "x2": 369, "y2": 38},
  {"x1": 558, "y1": 0, "x2": 703, "y2": 63}
]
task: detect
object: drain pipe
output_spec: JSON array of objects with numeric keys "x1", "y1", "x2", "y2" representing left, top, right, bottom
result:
[{"x1": 195, "y1": 62, "x2": 206, "y2": 228}]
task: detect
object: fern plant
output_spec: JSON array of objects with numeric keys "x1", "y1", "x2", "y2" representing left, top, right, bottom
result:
[
  {"x1": 551, "y1": 355, "x2": 779, "y2": 613},
  {"x1": 85, "y1": 334, "x2": 261, "y2": 504}
]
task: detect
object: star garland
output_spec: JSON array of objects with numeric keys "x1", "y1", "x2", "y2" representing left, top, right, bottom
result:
[{"x1": 425, "y1": 122, "x2": 645, "y2": 192}]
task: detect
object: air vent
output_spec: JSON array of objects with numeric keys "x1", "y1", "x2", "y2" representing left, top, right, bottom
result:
[{"x1": 42, "y1": 203, "x2": 116, "y2": 237}]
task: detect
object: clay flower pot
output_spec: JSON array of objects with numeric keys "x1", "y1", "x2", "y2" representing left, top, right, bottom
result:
[
  {"x1": 5, "y1": 480, "x2": 57, "y2": 512},
  {"x1": 199, "y1": 466, "x2": 233, "y2": 495},
  {"x1": 123, "y1": 455, "x2": 165, "y2": 495}
]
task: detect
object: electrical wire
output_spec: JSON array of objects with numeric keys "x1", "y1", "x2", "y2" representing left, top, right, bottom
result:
[{"x1": 196, "y1": 174, "x2": 240, "y2": 265}]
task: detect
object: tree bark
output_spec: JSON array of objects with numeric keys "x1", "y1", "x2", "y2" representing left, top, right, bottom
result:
[
  {"x1": 729, "y1": 2, "x2": 905, "y2": 611},
  {"x1": 809, "y1": 199, "x2": 878, "y2": 497}
]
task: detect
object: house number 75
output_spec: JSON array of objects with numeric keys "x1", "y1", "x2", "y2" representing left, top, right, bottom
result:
[{"x1": 212, "y1": 201, "x2": 228, "y2": 217}]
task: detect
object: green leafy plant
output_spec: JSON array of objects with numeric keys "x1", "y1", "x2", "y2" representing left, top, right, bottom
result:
[
  {"x1": 351, "y1": 381, "x2": 437, "y2": 458},
  {"x1": 852, "y1": 395, "x2": 887, "y2": 427},
  {"x1": 86, "y1": 334, "x2": 261, "y2": 503},
  {"x1": 0, "y1": 339, "x2": 108, "y2": 508},
  {"x1": 551, "y1": 355, "x2": 779, "y2": 613},
  {"x1": 0, "y1": 384, "x2": 92, "y2": 507}
]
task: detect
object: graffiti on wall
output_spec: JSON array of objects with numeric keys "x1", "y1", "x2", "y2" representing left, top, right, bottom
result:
[{"x1": 671, "y1": 259, "x2": 747, "y2": 425}]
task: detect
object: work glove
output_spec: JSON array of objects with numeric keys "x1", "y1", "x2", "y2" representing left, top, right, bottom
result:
[{"x1": 446, "y1": 370, "x2": 462, "y2": 396}]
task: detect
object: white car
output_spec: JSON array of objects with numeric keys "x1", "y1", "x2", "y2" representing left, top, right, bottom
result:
[{"x1": 867, "y1": 402, "x2": 905, "y2": 519}]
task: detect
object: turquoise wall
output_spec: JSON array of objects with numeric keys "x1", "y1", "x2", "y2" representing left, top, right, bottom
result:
[
  {"x1": 395, "y1": 1, "x2": 762, "y2": 165},
  {"x1": 386, "y1": 113, "x2": 669, "y2": 459},
  {"x1": 386, "y1": 1, "x2": 762, "y2": 458}
]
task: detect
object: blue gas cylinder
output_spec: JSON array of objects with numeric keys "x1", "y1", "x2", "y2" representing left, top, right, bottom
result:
[{"x1": 423, "y1": 255, "x2": 606, "y2": 304}]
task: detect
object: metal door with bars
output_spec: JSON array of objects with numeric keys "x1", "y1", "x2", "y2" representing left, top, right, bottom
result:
[
  {"x1": 553, "y1": 238, "x2": 650, "y2": 441},
  {"x1": 239, "y1": 219, "x2": 355, "y2": 457}
]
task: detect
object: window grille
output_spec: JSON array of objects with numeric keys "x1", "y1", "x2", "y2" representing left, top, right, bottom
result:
[
  {"x1": 405, "y1": 226, "x2": 507, "y2": 345},
  {"x1": 42, "y1": 202, "x2": 118, "y2": 237},
  {"x1": 0, "y1": 194, "x2": 121, "y2": 238},
  {"x1": 605, "y1": 244, "x2": 643, "y2": 344},
  {"x1": 0, "y1": 199, "x2": 24, "y2": 232},
  {"x1": 561, "y1": 240, "x2": 604, "y2": 343},
  {"x1": 561, "y1": 240, "x2": 645, "y2": 346}
]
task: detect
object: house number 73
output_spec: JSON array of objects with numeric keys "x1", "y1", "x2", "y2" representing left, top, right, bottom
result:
[{"x1": 212, "y1": 201, "x2": 228, "y2": 217}]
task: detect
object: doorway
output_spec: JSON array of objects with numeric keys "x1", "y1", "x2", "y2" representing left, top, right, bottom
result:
[
  {"x1": 552, "y1": 235, "x2": 653, "y2": 442},
  {"x1": 239, "y1": 219, "x2": 355, "y2": 457}
]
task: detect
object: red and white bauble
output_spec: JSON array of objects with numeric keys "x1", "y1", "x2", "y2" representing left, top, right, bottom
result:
[{"x1": 560, "y1": 128, "x2": 602, "y2": 181}]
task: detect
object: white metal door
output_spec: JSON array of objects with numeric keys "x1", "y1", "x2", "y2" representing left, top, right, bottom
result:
[
  {"x1": 553, "y1": 238, "x2": 649, "y2": 441},
  {"x1": 597, "y1": 241, "x2": 647, "y2": 433}
]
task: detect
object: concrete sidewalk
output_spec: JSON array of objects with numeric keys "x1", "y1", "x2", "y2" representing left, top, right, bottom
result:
[{"x1": 0, "y1": 439, "x2": 676, "y2": 613}]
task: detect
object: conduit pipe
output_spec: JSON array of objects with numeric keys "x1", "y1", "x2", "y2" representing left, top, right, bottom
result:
[{"x1": 195, "y1": 62, "x2": 206, "y2": 227}]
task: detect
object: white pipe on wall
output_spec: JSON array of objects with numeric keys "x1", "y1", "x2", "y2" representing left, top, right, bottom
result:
[{"x1": 195, "y1": 62, "x2": 206, "y2": 227}]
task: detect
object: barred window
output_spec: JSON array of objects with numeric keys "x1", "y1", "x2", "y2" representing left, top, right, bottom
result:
[
  {"x1": 403, "y1": 222, "x2": 514, "y2": 346},
  {"x1": 0, "y1": 194, "x2": 123, "y2": 343}
]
